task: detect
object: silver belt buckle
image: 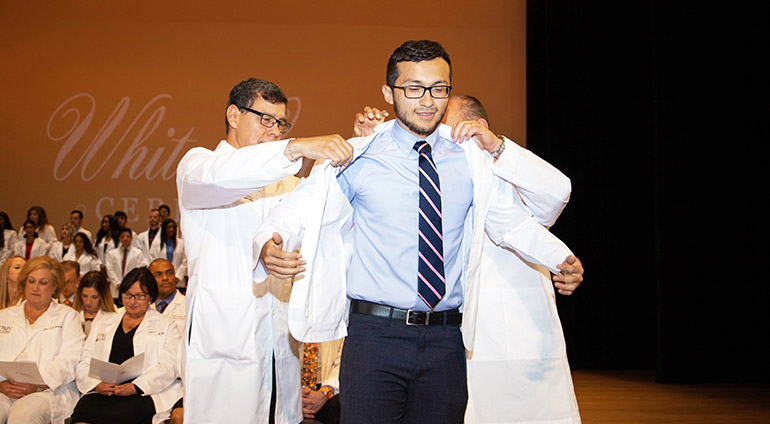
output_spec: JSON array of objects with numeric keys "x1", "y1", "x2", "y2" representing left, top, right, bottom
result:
[{"x1": 405, "y1": 309, "x2": 429, "y2": 326}]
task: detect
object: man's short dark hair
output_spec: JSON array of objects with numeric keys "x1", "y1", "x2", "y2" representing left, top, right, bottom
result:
[
  {"x1": 452, "y1": 94, "x2": 489, "y2": 123},
  {"x1": 158, "y1": 204, "x2": 170, "y2": 214},
  {"x1": 226, "y1": 78, "x2": 288, "y2": 134},
  {"x1": 71, "y1": 210, "x2": 83, "y2": 219},
  {"x1": 114, "y1": 211, "x2": 127, "y2": 220},
  {"x1": 119, "y1": 227, "x2": 133, "y2": 237},
  {"x1": 386, "y1": 40, "x2": 452, "y2": 87}
]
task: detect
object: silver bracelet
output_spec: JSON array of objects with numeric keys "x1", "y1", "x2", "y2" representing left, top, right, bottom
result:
[{"x1": 489, "y1": 135, "x2": 506, "y2": 159}]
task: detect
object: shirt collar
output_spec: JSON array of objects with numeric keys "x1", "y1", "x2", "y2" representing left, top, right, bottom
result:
[{"x1": 392, "y1": 119, "x2": 440, "y2": 158}]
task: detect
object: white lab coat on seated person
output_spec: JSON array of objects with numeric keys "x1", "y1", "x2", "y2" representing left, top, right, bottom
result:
[
  {"x1": 151, "y1": 290, "x2": 186, "y2": 345},
  {"x1": 62, "y1": 250, "x2": 101, "y2": 276},
  {"x1": 47, "y1": 241, "x2": 71, "y2": 262},
  {"x1": 76, "y1": 308, "x2": 183, "y2": 424},
  {"x1": 136, "y1": 228, "x2": 162, "y2": 262},
  {"x1": 177, "y1": 138, "x2": 305, "y2": 424},
  {"x1": 79, "y1": 308, "x2": 117, "y2": 337},
  {"x1": 148, "y1": 238, "x2": 188, "y2": 283},
  {"x1": 0, "y1": 300, "x2": 85, "y2": 424},
  {"x1": 105, "y1": 246, "x2": 148, "y2": 298},
  {"x1": 13, "y1": 237, "x2": 49, "y2": 259},
  {"x1": 18, "y1": 224, "x2": 56, "y2": 244}
]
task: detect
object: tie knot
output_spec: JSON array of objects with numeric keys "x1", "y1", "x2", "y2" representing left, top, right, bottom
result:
[{"x1": 413, "y1": 140, "x2": 431, "y2": 154}]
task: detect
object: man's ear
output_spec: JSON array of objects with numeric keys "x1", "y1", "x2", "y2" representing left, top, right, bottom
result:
[
  {"x1": 382, "y1": 84, "x2": 394, "y2": 105},
  {"x1": 478, "y1": 118, "x2": 490, "y2": 129},
  {"x1": 226, "y1": 104, "x2": 241, "y2": 131}
]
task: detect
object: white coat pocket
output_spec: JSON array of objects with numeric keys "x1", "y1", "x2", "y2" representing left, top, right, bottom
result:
[{"x1": 189, "y1": 285, "x2": 257, "y2": 360}]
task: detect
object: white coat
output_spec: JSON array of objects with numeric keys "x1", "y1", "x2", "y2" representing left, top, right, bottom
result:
[
  {"x1": 254, "y1": 121, "x2": 580, "y2": 423},
  {"x1": 47, "y1": 241, "x2": 71, "y2": 262},
  {"x1": 76, "y1": 308, "x2": 183, "y2": 424},
  {"x1": 151, "y1": 291, "x2": 186, "y2": 345},
  {"x1": 105, "y1": 246, "x2": 148, "y2": 298},
  {"x1": 136, "y1": 228, "x2": 162, "y2": 262},
  {"x1": 0, "y1": 300, "x2": 85, "y2": 424},
  {"x1": 148, "y1": 238, "x2": 188, "y2": 283},
  {"x1": 94, "y1": 237, "x2": 119, "y2": 267},
  {"x1": 177, "y1": 138, "x2": 305, "y2": 424},
  {"x1": 78, "y1": 308, "x2": 116, "y2": 337},
  {"x1": 13, "y1": 237, "x2": 50, "y2": 259},
  {"x1": 316, "y1": 338, "x2": 343, "y2": 393},
  {"x1": 18, "y1": 224, "x2": 56, "y2": 244},
  {"x1": 62, "y1": 250, "x2": 101, "y2": 276}
]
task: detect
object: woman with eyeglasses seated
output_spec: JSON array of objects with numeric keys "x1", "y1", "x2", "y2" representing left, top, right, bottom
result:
[
  {"x1": 71, "y1": 271, "x2": 117, "y2": 337},
  {"x1": 70, "y1": 267, "x2": 183, "y2": 424},
  {"x1": 0, "y1": 256, "x2": 85, "y2": 424}
]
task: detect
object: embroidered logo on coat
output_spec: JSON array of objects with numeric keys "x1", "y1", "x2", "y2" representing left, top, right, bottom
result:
[{"x1": 0, "y1": 325, "x2": 12, "y2": 334}]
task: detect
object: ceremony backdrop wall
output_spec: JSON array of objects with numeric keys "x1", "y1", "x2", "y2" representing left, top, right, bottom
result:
[{"x1": 1, "y1": 1, "x2": 527, "y2": 232}]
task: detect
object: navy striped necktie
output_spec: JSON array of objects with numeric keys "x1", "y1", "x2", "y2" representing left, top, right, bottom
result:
[{"x1": 413, "y1": 140, "x2": 445, "y2": 309}]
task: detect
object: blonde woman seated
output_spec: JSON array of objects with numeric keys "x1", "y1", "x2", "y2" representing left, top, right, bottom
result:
[
  {"x1": 71, "y1": 271, "x2": 117, "y2": 337},
  {"x1": 0, "y1": 256, "x2": 25, "y2": 310},
  {"x1": 0, "y1": 256, "x2": 85, "y2": 424},
  {"x1": 71, "y1": 267, "x2": 183, "y2": 424},
  {"x1": 49, "y1": 223, "x2": 76, "y2": 262}
]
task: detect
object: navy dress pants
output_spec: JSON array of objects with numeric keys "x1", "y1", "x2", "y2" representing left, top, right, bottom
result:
[{"x1": 339, "y1": 312, "x2": 468, "y2": 424}]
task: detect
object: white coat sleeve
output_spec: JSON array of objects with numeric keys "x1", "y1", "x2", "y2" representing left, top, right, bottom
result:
[
  {"x1": 76, "y1": 320, "x2": 101, "y2": 393},
  {"x1": 176, "y1": 140, "x2": 301, "y2": 210},
  {"x1": 132, "y1": 319, "x2": 181, "y2": 395},
  {"x1": 490, "y1": 137, "x2": 572, "y2": 227},
  {"x1": 175, "y1": 240, "x2": 187, "y2": 281},
  {"x1": 483, "y1": 173, "x2": 573, "y2": 275},
  {"x1": 252, "y1": 164, "x2": 327, "y2": 277},
  {"x1": 41, "y1": 310, "x2": 85, "y2": 391}
]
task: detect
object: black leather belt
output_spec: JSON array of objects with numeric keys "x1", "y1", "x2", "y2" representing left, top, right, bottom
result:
[{"x1": 350, "y1": 299, "x2": 462, "y2": 326}]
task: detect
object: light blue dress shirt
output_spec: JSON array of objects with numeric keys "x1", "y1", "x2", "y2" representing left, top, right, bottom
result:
[{"x1": 337, "y1": 121, "x2": 473, "y2": 311}]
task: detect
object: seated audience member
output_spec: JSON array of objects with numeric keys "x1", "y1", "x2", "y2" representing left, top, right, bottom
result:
[
  {"x1": 49, "y1": 223, "x2": 76, "y2": 262},
  {"x1": 105, "y1": 228, "x2": 148, "y2": 304},
  {"x1": 72, "y1": 271, "x2": 117, "y2": 337},
  {"x1": 93, "y1": 215, "x2": 121, "y2": 272},
  {"x1": 60, "y1": 261, "x2": 81, "y2": 306},
  {"x1": 62, "y1": 233, "x2": 101, "y2": 276},
  {"x1": 71, "y1": 267, "x2": 183, "y2": 424},
  {"x1": 69, "y1": 210, "x2": 92, "y2": 243},
  {"x1": 14, "y1": 220, "x2": 49, "y2": 260},
  {"x1": 0, "y1": 256, "x2": 85, "y2": 424},
  {"x1": 137, "y1": 209, "x2": 162, "y2": 262},
  {"x1": 149, "y1": 258, "x2": 186, "y2": 424},
  {"x1": 0, "y1": 256, "x2": 25, "y2": 310},
  {"x1": 0, "y1": 212, "x2": 18, "y2": 265},
  {"x1": 19, "y1": 206, "x2": 56, "y2": 243},
  {"x1": 148, "y1": 259, "x2": 186, "y2": 337},
  {"x1": 149, "y1": 219, "x2": 187, "y2": 287},
  {"x1": 301, "y1": 339, "x2": 343, "y2": 424}
]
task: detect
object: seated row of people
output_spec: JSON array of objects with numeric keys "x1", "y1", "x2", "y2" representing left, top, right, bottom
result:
[{"x1": 0, "y1": 256, "x2": 185, "y2": 424}]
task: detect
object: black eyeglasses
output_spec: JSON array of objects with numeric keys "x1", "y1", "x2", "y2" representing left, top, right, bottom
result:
[
  {"x1": 240, "y1": 107, "x2": 292, "y2": 134},
  {"x1": 390, "y1": 85, "x2": 452, "y2": 99}
]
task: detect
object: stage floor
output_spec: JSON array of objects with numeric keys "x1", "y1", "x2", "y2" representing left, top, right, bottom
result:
[{"x1": 572, "y1": 370, "x2": 770, "y2": 423}]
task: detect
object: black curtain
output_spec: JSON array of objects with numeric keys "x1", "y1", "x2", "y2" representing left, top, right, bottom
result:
[{"x1": 526, "y1": 0, "x2": 767, "y2": 383}]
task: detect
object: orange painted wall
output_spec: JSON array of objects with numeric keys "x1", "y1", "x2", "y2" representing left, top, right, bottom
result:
[{"x1": 0, "y1": 1, "x2": 526, "y2": 233}]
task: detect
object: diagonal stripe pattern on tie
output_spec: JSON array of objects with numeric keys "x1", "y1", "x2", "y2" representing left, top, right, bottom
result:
[{"x1": 413, "y1": 140, "x2": 445, "y2": 309}]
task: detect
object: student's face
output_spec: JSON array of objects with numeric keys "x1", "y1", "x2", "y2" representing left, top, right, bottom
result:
[
  {"x1": 6, "y1": 258, "x2": 25, "y2": 285},
  {"x1": 101, "y1": 217, "x2": 110, "y2": 231},
  {"x1": 81, "y1": 287, "x2": 101, "y2": 314},
  {"x1": 23, "y1": 223, "x2": 35, "y2": 235},
  {"x1": 122, "y1": 281, "x2": 151, "y2": 318},
  {"x1": 383, "y1": 58, "x2": 451, "y2": 139},
  {"x1": 119, "y1": 232, "x2": 132, "y2": 248},
  {"x1": 28, "y1": 210, "x2": 39, "y2": 224},
  {"x1": 74, "y1": 236, "x2": 86, "y2": 252},
  {"x1": 150, "y1": 260, "x2": 176, "y2": 299},
  {"x1": 149, "y1": 211, "x2": 161, "y2": 227},
  {"x1": 165, "y1": 222, "x2": 177, "y2": 238},
  {"x1": 24, "y1": 268, "x2": 57, "y2": 309},
  {"x1": 70, "y1": 212, "x2": 82, "y2": 228},
  {"x1": 228, "y1": 96, "x2": 287, "y2": 148},
  {"x1": 63, "y1": 269, "x2": 79, "y2": 298}
]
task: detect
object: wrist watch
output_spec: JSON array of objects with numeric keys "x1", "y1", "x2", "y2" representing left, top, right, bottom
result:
[
  {"x1": 319, "y1": 386, "x2": 334, "y2": 400},
  {"x1": 490, "y1": 135, "x2": 506, "y2": 159}
]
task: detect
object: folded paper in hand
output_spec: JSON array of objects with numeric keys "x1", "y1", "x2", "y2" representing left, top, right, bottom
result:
[
  {"x1": 0, "y1": 360, "x2": 46, "y2": 385},
  {"x1": 88, "y1": 353, "x2": 145, "y2": 384}
]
